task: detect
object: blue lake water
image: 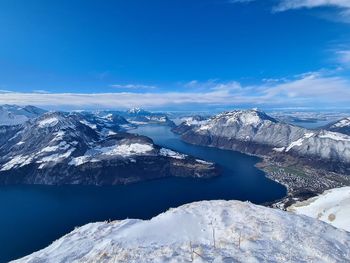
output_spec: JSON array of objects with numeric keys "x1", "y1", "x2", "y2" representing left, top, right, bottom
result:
[{"x1": 0, "y1": 125, "x2": 286, "y2": 262}]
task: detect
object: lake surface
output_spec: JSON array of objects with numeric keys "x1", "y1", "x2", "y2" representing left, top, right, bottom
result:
[{"x1": 0, "y1": 125, "x2": 286, "y2": 262}]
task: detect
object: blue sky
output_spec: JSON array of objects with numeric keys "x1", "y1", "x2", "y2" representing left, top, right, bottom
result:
[{"x1": 0, "y1": 0, "x2": 350, "y2": 110}]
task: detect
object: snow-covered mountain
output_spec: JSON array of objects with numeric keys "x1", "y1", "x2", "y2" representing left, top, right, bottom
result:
[
  {"x1": 174, "y1": 109, "x2": 350, "y2": 172},
  {"x1": 0, "y1": 105, "x2": 46, "y2": 126},
  {"x1": 288, "y1": 186, "x2": 350, "y2": 232},
  {"x1": 323, "y1": 117, "x2": 350, "y2": 136},
  {"x1": 126, "y1": 107, "x2": 150, "y2": 115},
  {"x1": 73, "y1": 111, "x2": 132, "y2": 135},
  {"x1": 0, "y1": 112, "x2": 217, "y2": 185},
  {"x1": 13, "y1": 200, "x2": 350, "y2": 263},
  {"x1": 124, "y1": 108, "x2": 175, "y2": 126},
  {"x1": 172, "y1": 115, "x2": 209, "y2": 134}
]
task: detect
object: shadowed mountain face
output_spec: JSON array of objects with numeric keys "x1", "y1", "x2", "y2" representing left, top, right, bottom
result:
[
  {"x1": 173, "y1": 109, "x2": 350, "y2": 174},
  {"x1": 0, "y1": 112, "x2": 218, "y2": 185},
  {"x1": 323, "y1": 117, "x2": 350, "y2": 136}
]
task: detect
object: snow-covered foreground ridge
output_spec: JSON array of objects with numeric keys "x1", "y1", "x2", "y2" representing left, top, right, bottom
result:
[
  {"x1": 288, "y1": 186, "x2": 350, "y2": 232},
  {"x1": 14, "y1": 201, "x2": 350, "y2": 263}
]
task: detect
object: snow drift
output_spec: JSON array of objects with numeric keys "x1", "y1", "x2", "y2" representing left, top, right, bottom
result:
[{"x1": 288, "y1": 186, "x2": 350, "y2": 232}]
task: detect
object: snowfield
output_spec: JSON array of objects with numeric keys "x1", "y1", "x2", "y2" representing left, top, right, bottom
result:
[
  {"x1": 38, "y1": 117, "x2": 59, "y2": 128},
  {"x1": 13, "y1": 200, "x2": 350, "y2": 263},
  {"x1": 159, "y1": 148, "x2": 187, "y2": 159},
  {"x1": 288, "y1": 187, "x2": 350, "y2": 232},
  {"x1": 331, "y1": 117, "x2": 350, "y2": 128},
  {"x1": 69, "y1": 142, "x2": 155, "y2": 166}
]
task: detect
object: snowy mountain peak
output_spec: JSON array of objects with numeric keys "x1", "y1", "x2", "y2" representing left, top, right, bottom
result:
[
  {"x1": 324, "y1": 117, "x2": 350, "y2": 136},
  {"x1": 33, "y1": 112, "x2": 91, "y2": 132},
  {"x1": 13, "y1": 200, "x2": 350, "y2": 263},
  {"x1": 214, "y1": 109, "x2": 277, "y2": 125},
  {"x1": 195, "y1": 109, "x2": 278, "y2": 132},
  {"x1": 0, "y1": 104, "x2": 46, "y2": 126},
  {"x1": 331, "y1": 117, "x2": 350, "y2": 128},
  {"x1": 127, "y1": 107, "x2": 150, "y2": 115}
]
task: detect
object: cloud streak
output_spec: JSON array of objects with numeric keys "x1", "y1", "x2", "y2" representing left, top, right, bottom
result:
[
  {"x1": 109, "y1": 84, "x2": 156, "y2": 90},
  {"x1": 273, "y1": 0, "x2": 350, "y2": 22},
  {"x1": 336, "y1": 50, "x2": 350, "y2": 66},
  {"x1": 274, "y1": 0, "x2": 350, "y2": 11}
]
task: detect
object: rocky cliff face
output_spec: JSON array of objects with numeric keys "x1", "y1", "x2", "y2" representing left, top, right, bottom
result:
[
  {"x1": 174, "y1": 109, "x2": 350, "y2": 174},
  {"x1": 0, "y1": 112, "x2": 218, "y2": 185}
]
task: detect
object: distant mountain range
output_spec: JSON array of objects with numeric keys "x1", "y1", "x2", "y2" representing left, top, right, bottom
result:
[
  {"x1": 0, "y1": 105, "x2": 46, "y2": 126},
  {"x1": 0, "y1": 110, "x2": 217, "y2": 185},
  {"x1": 90, "y1": 107, "x2": 175, "y2": 127},
  {"x1": 0, "y1": 105, "x2": 175, "y2": 127}
]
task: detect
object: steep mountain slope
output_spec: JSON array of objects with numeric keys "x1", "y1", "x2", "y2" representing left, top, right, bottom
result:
[
  {"x1": 323, "y1": 117, "x2": 350, "y2": 136},
  {"x1": 13, "y1": 200, "x2": 350, "y2": 263},
  {"x1": 288, "y1": 186, "x2": 350, "y2": 231},
  {"x1": 0, "y1": 105, "x2": 46, "y2": 126},
  {"x1": 0, "y1": 112, "x2": 218, "y2": 185}
]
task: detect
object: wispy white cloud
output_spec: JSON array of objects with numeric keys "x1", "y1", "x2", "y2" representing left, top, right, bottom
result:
[
  {"x1": 273, "y1": 0, "x2": 350, "y2": 22},
  {"x1": 1, "y1": 70, "x2": 349, "y2": 109},
  {"x1": 274, "y1": 0, "x2": 350, "y2": 11},
  {"x1": 257, "y1": 72, "x2": 350, "y2": 103},
  {"x1": 109, "y1": 84, "x2": 156, "y2": 90},
  {"x1": 0, "y1": 89, "x2": 14, "y2": 93},
  {"x1": 32, "y1": 90, "x2": 51, "y2": 94},
  {"x1": 336, "y1": 50, "x2": 350, "y2": 66}
]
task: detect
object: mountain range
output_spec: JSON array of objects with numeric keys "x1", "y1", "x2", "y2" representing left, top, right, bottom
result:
[{"x1": 0, "y1": 111, "x2": 217, "y2": 185}]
